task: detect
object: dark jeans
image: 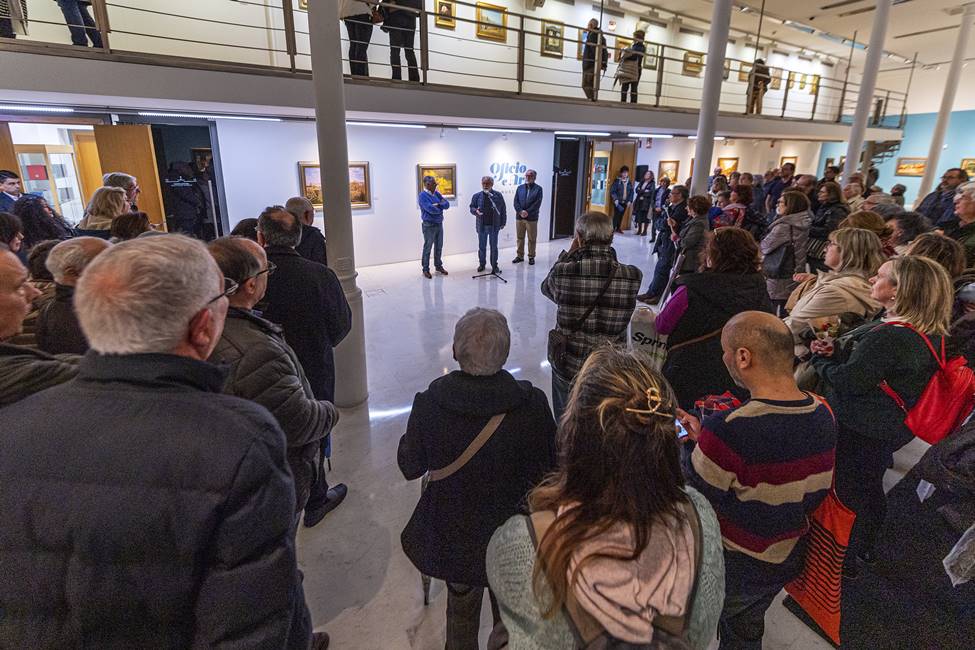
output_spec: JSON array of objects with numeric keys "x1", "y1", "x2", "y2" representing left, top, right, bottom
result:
[
  {"x1": 305, "y1": 440, "x2": 332, "y2": 511},
  {"x1": 835, "y1": 428, "x2": 893, "y2": 560},
  {"x1": 612, "y1": 204, "x2": 626, "y2": 231},
  {"x1": 477, "y1": 224, "x2": 500, "y2": 268},
  {"x1": 345, "y1": 15, "x2": 373, "y2": 77},
  {"x1": 551, "y1": 370, "x2": 572, "y2": 423},
  {"x1": 719, "y1": 547, "x2": 804, "y2": 650},
  {"x1": 445, "y1": 583, "x2": 500, "y2": 650},
  {"x1": 0, "y1": 18, "x2": 14, "y2": 38},
  {"x1": 56, "y1": 0, "x2": 103, "y2": 47},
  {"x1": 647, "y1": 238, "x2": 675, "y2": 297},
  {"x1": 621, "y1": 81, "x2": 638, "y2": 103},
  {"x1": 389, "y1": 24, "x2": 419, "y2": 82},
  {"x1": 421, "y1": 221, "x2": 444, "y2": 272}
]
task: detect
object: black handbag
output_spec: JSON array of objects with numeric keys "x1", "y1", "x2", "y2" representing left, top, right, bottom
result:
[
  {"x1": 763, "y1": 225, "x2": 796, "y2": 279},
  {"x1": 548, "y1": 264, "x2": 618, "y2": 377}
]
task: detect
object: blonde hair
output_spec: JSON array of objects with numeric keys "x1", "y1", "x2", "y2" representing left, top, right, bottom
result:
[
  {"x1": 889, "y1": 256, "x2": 953, "y2": 335},
  {"x1": 839, "y1": 210, "x2": 893, "y2": 240},
  {"x1": 89, "y1": 186, "x2": 128, "y2": 220},
  {"x1": 830, "y1": 228, "x2": 885, "y2": 277}
]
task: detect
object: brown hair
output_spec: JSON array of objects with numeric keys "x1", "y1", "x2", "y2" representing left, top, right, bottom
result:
[
  {"x1": 110, "y1": 212, "x2": 152, "y2": 241},
  {"x1": 530, "y1": 347, "x2": 687, "y2": 618},
  {"x1": 705, "y1": 227, "x2": 761, "y2": 274},
  {"x1": 779, "y1": 190, "x2": 810, "y2": 216},
  {"x1": 731, "y1": 185, "x2": 752, "y2": 206},
  {"x1": 839, "y1": 210, "x2": 893, "y2": 240},
  {"x1": 907, "y1": 232, "x2": 967, "y2": 278},
  {"x1": 818, "y1": 180, "x2": 844, "y2": 205},
  {"x1": 687, "y1": 195, "x2": 712, "y2": 217}
]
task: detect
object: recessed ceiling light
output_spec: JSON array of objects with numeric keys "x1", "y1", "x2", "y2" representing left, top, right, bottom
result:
[
  {"x1": 458, "y1": 127, "x2": 532, "y2": 134},
  {"x1": 554, "y1": 130, "x2": 611, "y2": 136},
  {"x1": 627, "y1": 133, "x2": 674, "y2": 138},
  {"x1": 346, "y1": 121, "x2": 426, "y2": 128},
  {"x1": 138, "y1": 111, "x2": 281, "y2": 122},
  {"x1": 0, "y1": 104, "x2": 75, "y2": 113}
]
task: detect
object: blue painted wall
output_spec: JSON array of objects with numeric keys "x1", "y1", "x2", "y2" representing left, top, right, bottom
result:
[{"x1": 817, "y1": 109, "x2": 975, "y2": 207}]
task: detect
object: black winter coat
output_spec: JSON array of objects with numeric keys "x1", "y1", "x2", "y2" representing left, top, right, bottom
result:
[
  {"x1": 662, "y1": 271, "x2": 773, "y2": 409},
  {"x1": 0, "y1": 342, "x2": 77, "y2": 406},
  {"x1": 0, "y1": 352, "x2": 308, "y2": 648},
  {"x1": 36, "y1": 283, "x2": 88, "y2": 355},
  {"x1": 261, "y1": 246, "x2": 352, "y2": 403},
  {"x1": 398, "y1": 370, "x2": 557, "y2": 586},
  {"x1": 810, "y1": 201, "x2": 850, "y2": 242},
  {"x1": 296, "y1": 223, "x2": 327, "y2": 266},
  {"x1": 210, "y1": 307, "x2": 338, "y2": 514}
]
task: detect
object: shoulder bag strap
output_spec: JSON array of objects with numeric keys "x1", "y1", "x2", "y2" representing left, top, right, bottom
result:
[
  {"x1": 428, "y1": 413, "x2": 506, "y2": 482},
  {"x1": 667, "y1": 327, "x2": 724, "y2": 355},
  {"x1": 882, "y1": 321, "x2": 946, "y2": 367},
  {"x1": 568, "y1": 263, "x2": 619, "y2": 332}
]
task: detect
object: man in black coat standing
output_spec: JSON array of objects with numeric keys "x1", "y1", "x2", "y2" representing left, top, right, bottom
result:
[
  {"x1": 0, "y1": 235, "x2": 313, "y2": 648},
  {"x1": 287, "y1": 195, "x2": 327, "y2": 265},
  {"x1": 258, "y1": 206, "x2": 353, "y2": 528},
  {"x1": 381, "y1": 0, "x2": 421, "y2": 82}
]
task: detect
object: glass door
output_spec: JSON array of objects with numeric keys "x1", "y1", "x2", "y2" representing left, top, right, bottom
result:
[
  {"x1": 48, "y1": 152, "x2": 84, "y2": 223},
  {"x1": 17, "y1": 151, "x2": 55, "y2": 206}
]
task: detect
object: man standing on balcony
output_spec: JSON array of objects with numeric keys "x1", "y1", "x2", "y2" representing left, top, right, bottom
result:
[
  {"x1": 581, "y1": 18, "x2": 608, "y2": 101},
  {"x1": 381, "y1": 0, "x2": 421, "y2": 83},
  {"x1": 55, "y1": 0, "x2": 104, "y2": 48},
  {"x1": 747, "y1": 58, "x2": 771, "y2": 115},
  {"x1": 512, "y1": 169, "x2": 542, "y2": 265},
  {"x1": 340, "y1": 0, "x2": 376, "y2": 77}
]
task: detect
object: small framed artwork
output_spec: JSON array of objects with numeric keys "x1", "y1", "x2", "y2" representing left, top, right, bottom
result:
[
  {"x1": 780, "y1": 156, "x2": 798, "y2": 168},
  {"x1": 770, "y1": 68, "x2": 782, "y2": 90},
  {"x1": 643, "y1": 42, "x2": 659, "y2": 70},
  {"x1": 475, "y1": 2, "x2": 507, "y2": 42},
  {"x1": 298, "y1": 0, "x2": 308, "y2": 10},
  {"x1": 682, "y1": 51, "x2": 704, "y2": 77},
  {"x1": 657, "y1": 160, "x2": 679, "y2": 183},
  {"x1": 434, "y1": 0, "x2": 455, "y2": 29},
  {"x1": 895, "y1": 157, "x2": 927, "y2": 177},
  {"x1": 348, "y1": 162, "x2": 371, "y2": 209},
  {"x1": 961, "y1": 158, "x2": 975, "y2": 177},
  {"x1": 576, "y1": 28, "x2": 586, "y2": 60},
  {"x1": 299, "y1": 162, "x2": 323, "y2": 207},
  {"x1": 809, "y1": 74, "x2": 820, "y2": 96},
  {"x1": 723, "y1": 60, "x2": 732, "y2": 81},
  {"x1": 717, "y1": 157, "x2": 739, "y2": 175},
  {"x1": 417, "y1": 164, "x2": 457, "y2": 199},
  {"x1": 540, "y1": 20, "x2": 564, "y2": 58},
  {"x1": 614, "y1": 37, "x2": 632, "y2": 64},
  {"x1": 738, "y1": 62, "x2": 751, "y2": 83},
  {"x1": 191, "y1": 147, "x2": 212, "y2": 173}
]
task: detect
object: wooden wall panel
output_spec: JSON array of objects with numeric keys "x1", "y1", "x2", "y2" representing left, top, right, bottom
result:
[
  {"x1": 0, "y1": 123, "x2": 19, "y2": 175},
  {"x1": 93, "y1": 125, "x2": 166, "y2": 227},
  {"x1": 71, "y1": 131, "x2": 104, "y2": 203}
]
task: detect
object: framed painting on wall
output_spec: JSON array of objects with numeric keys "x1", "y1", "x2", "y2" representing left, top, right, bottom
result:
[
  {"x1": 895, "y1": 157, "x2": 927, "y2": 177},
  {"x1": 298, "y1": 162, "x2": 372, "y2": 209},
  {"x1": 576, "y1": 28, "x2": 586, "y2": 60},
  {"x1": 540, "y1": 20, "x2": 564, "y2": 58},
  {"x1": 770, "y1": 68, "x2": 782, "y2": 90},
  {"x1": 435, "y1": 0, "x2": 456, "y2": 29},
  {"x1": 809, "y1": 75, "x2": 820, "y2": 96},
  {"x1": 717, "y1": 157, "x2": 739, "y2": 175},
  {"x1": 475, "y1": 2, "x2": 507, "y2": 42},
  {"x1": 614, "y1": 37, "x2": 632, "y2": 63},
  {"x1": 723, "y1": 59, "x2": 732, "y2": 81},
  {"x1": 961, "y1": 158, "x2": 975, "y2": 178},
  {"x1": 780, "y1": 156, "x2": 798, "y2": 168},
  {"x1": 657, "y1": 160, "x2": 679, "y2": 183},
  {"x1": 643, "y1": 43, "x2": 659, "y2": 70},
  {"x1": 682, "y1": 51, "x2": 704, "y2": 77},
  {"x1": 191, "y1": 147, "x2": 212, "y2": 173},
  {"x1": 738, "y1": 62, "x2": 751, "y2": 83},
  {"x1": 299, "y1": 162, "x2": 323, "y2": 207},
  {"x1": 297, "y1": 0, "x2": 307, "y2": 10},
  {"x1": 417, "y1": 164, "x2": 457, "y2": 199}
]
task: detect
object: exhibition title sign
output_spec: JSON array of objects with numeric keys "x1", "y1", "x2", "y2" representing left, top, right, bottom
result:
[{"x1": 490, "y1": 161, "x2": 529, "y2": 193}]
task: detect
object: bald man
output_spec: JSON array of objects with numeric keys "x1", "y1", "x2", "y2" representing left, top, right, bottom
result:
[{"x1": 679, "y1": 311, "x2": 837, "y2": 650}]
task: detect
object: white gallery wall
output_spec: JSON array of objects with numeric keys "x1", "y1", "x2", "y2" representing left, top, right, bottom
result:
[
  {"x1": 635, "y1": 138, "x2": 825, "y2": 182},
  {"x1": 215, "y1": 119, "x2": 554, "y2": 268}
]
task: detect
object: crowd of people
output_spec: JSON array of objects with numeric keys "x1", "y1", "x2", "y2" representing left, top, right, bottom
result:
[{"x1": 2, "y1": 156, "x2": 974, "y2": 650}]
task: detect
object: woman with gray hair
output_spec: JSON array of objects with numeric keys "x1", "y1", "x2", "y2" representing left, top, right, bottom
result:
[{"x1": 398, "y1": 307, "x2": 557, "y2": 649}]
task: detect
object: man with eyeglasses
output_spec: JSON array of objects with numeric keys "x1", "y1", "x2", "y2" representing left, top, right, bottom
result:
[{"x1": 918, "y1": 167, "x2": 969, "y2": 227}]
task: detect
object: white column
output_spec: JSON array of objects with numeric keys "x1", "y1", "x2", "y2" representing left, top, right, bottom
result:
[
  {"x1": 308, "y1": 2, "x2": 369, "y2": 408},
  {"x1": 843, "y1": 0, "x2": 892, "y2": 181},
  {"x1": 691, "y1": 0, "x2": 732, "y2": 196},
  {"x1": 915, "y1": 3, "x2": 975, "y2": 204}
]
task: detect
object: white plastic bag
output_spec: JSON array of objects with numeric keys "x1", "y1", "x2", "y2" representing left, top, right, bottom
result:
[
  {"x1": 629, "y1": 305, "x2": 667, "y2": 370},
  {"x1": 944, "y1": 522, "x2": 975, "y2": 587}
]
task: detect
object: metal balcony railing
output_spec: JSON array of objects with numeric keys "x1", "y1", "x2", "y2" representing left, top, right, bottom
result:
[{"x1": 0, "y1": 0, "x2": 909, "y2": 127}]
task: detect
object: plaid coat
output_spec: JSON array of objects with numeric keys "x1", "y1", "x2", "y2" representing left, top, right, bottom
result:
[{"x1": 541, "y1": 244, "x2": 642, "y2": 377}]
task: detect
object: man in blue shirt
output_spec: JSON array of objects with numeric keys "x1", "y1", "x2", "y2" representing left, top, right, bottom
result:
[
  {"x1": 918, "y1": 167, "x2": 968, "y2": 227},
  {"x1": 469, "y1": 176, "x2": 507, "y2": 274},
  {"x1": 764, "y1": 162, "x2": 795, "y2": 223},
  {"x1": 512, "y1": 169, "x2": 542, "y2": 265},
  {"x1": 418, "y1": 175, "x2": 450, "y2": 279}
]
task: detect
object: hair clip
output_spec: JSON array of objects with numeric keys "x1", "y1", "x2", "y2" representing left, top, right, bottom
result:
[{"x1": 625, "y1": 387, "x2": 672, "y2": 419}]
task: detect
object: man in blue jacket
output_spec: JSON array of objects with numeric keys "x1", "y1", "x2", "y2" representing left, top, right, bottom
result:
[
  {"x1": 470, "y1": 176, "x2": 507, "y2": 274},
  {"x1": 609, "y1": 165, "x2": 634, "y2": 234},
  {"x1": 512, "y1": 169, "x2": 542, "y2": 265},
  {"x1": 0, "y1": 170, "x2": 22, "y2": 213},
  {"x1": 418, "y1": 175, "x2": 450, "y2": 279}
]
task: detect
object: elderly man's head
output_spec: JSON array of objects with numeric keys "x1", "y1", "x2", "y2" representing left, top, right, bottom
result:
[
  {"x1": 0, "y1": 250, "x2": 41, "y2": 341},
  {"x1": 46, "y1": 237, "x2": 112, "y2": 287},
  {"x1": 285, "y1": 196, "x2": 316, "y2": 226},
  {"x1": 74, "y1": 235, "x2": 228, "y2": 360},
  {"x1": 208, "y1": 237, "x2": 270, "y2": 310},
  {"x1": 481, "y1": 176, "x2": 494, "y2": 192},
  {"x1": 575, "y1": 211, "x2": 613, "y2": 246},
  {"x1": 721, "y1": 311, "x2": 795, "y2": 390},
  {"x1": 954, "y1": 181, "x2": 975, "y2": 224},
  {"x1": 453, "y1": 308, "x2": 510, "y2": 376},
  {"x1": 257, "y1": 206, "x2": 302, "y2": 249}
]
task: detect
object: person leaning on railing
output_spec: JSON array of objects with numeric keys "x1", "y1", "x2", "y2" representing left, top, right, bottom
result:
[
  {"x1": 340, "y1": 0, "x2": 377, "y2": 77},
  {"x1": 379, "y1": 0, "x2": 421, "y2": 82}
]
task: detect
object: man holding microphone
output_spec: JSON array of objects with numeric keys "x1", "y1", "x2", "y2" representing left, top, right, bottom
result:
[
  {"x1": 470, "y1": 176, "x2": 507, "y2": 274},
  {"x1": 512, "y1": 169, "x2": 542, "y2": 266}
]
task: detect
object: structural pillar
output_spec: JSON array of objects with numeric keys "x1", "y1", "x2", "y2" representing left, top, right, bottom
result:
[
  {"x1": 691, "y1": 0, "x2": 732, "y2": 196},
  {"x1": 915, "y1": 3, "x2": 975, "y2": 205},
  {"x1": 843, "y1": 0, "x2": 892, "y2": 181},
  {"x1": 308, "y1": 2, "x2": 369, "y2": 408}
]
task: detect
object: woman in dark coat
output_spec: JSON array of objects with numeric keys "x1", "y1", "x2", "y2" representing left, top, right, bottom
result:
[
  {"x1": 632, "y1": 170, "x2": 655, "y2": 236},
  {"x1": 657, "y1": 227, "x2": 773, "y2": 408},
  {"x1": 13, "y1": 195, "x2": 73, "y2": 250},
  {"x1": 808, "y1": 181, "x2": 850, "y2": 272}
]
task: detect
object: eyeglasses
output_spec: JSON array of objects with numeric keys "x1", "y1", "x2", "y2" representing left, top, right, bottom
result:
[
  {"x1": 250, "y1": 261, "x2": 277, "y2": 279},
  {"x1": 207, "y1": 277, "x2": 239, "y2": 305}
]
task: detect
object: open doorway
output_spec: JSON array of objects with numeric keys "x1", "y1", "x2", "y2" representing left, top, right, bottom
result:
[{"x1": 551, "y1": 137, "x2": 581, "y2": 239}]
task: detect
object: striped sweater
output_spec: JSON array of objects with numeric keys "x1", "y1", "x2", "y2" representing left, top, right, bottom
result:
[{"x1": 683, "y1": 394, "x2": 836, "y2": 564}]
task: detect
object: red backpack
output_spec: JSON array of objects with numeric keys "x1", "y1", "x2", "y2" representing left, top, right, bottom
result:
[{"x1": 878, "y1": 321, "x2": 975, "y2": 445}]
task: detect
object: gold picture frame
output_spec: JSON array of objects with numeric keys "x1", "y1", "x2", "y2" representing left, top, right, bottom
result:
[
  {"x1": 770, "y1": 68, "x2": 782, "y2": 90},
  {"x1": 723, "y1": 60, "x2": 732, "y2": 81},
  {"x1": 614, "y1": 37, "x2": 632, "y2": 64},
  {"x1": 717, "y1": 157, "x2": 739, "y2": 175},
  {"x1": 809, "y1": 74, "x2": 820, "y2": 96},
  {"x1": 417, "y1": 164, "x2": 457, "y2": 199},
  {"x1": 540, "y1": 20, "x2": 564, "y2": 58},
  {"x1": 298, "y1": 0, "x2": 308, "y2": 10},
  {"x1": 895, "y1": 157, "x2": 927, "y2": 177},
  {"x1": 658, "y1": 160, "x2": 679, "y2": 183},
  {"x1": 738, "y1": 62, "x2": 751, "y2": 83},
  {"x1": 298, "y1": 162, "x2": 371, "y2": 209},
  {"x1": 576, "y1": 28, "x2": 586, "y2": 60},
  {"x1": 779, "y1": 156, "x2": 798, "y2": 168},
  {"x1": 475, "y1": 2, "x2": 507, "y2": 42},
  {"x1": 434, "y1": 0, "x2": 455, "y2": 29},
  {"x1": 962, "y1": 158, "x2": 975, "y2": 178},
  {"x1": 682, "y1": 51, "x2": 704, "y2": 77}
]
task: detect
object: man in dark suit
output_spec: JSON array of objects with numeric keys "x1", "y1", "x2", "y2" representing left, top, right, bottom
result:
[
  {"x1": 258, "y1": 206, "x2": 352, "y2": 528},
  {"x1": 0, "y1": 170, "x2": 22, "y2": 213},
  {"x1": 286, "y1": 196, "x2": 327, "y2": 266},
  {"x1": 381, "y1": 0, "x2": 421, "y2": 82}
]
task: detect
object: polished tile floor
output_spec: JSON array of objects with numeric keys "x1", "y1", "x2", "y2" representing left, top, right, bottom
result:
[{"x1": 298, "y1": 231, "x2": 926, "y2": 650}]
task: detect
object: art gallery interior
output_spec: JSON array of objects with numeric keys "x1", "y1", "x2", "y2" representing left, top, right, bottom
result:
[{"x1": 2, "y1": 0, "x2": 975, "y2": 648}]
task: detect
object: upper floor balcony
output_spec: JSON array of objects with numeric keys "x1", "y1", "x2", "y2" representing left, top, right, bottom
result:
[{"x1": 0, "y1": 0, "x2": 909, "y2": 137}]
